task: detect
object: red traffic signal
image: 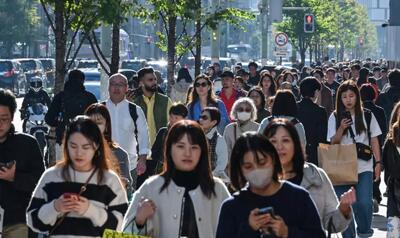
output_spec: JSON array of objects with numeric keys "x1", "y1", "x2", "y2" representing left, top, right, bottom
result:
[{"x1": 304, "y1": 14, "x2": 315, "y2": 33}]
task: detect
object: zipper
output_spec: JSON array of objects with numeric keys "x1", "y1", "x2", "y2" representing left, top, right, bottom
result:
[{"x1": 178, "y1": 195, "x2": 186, "y2": 238}]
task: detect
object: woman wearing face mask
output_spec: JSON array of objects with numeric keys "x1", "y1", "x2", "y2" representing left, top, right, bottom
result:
[
  {"x1": 27, "y1": 116, "x2": 128, "y2": 237},
  {"x1": 122, "y1": 120, "x2": 230, "y2": 238},
  {"x1": 216, "y1": 132, "x2": 325, "y2": 238},
  {"x1": 198, "y1": 107, "x2": 229, "y2": 181},
  {"x1": 247, "y1": 87, "x2": 271, "y2": 123},
  {"x1": 328, "y1": 80, "x2": 382, "y2": 238},
  {"x1": 187, "y1": 74, "x2": 230, "y2": 134},
  {"x1": 223, "y1": 97, "x2": 259, "y2": 159},
  {"x1": 264, "y1": 118, "x2": 355, "y2": 234}
]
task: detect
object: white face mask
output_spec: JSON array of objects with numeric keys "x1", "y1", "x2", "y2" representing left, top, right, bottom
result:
[
  {"x1": 244, "y1": 167, "x2": 274, "y2": 189},
  {"x1": 237, "y1": 112, "x2": 251, "y2": 121}
]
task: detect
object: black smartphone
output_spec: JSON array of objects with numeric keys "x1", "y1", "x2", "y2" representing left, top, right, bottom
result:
[
  {"x1": 258, "y1": 207, "x2": 275, "y2": 217},
  {"x1": 0, "y1": 160, "x2": 16, "y2": 169},
  {"x1": 341, "y1": 111, "x2": 353, "y2": 124}
]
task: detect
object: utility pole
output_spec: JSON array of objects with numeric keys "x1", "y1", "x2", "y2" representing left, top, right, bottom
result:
[
  {"x1": 259, "y1": 0, "x2": 268, "y2": 65},
  {"x1": 210, "y1": 0, "x2": 220, "y2": 63}
]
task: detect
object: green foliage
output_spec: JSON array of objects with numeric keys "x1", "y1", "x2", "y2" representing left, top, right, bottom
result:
[
  {"x1": 0, "y1": 0, "x2": 39, "y2": 57},
  {"x1": 275, "y1": 0, "x2": 379, "y2": 62}
]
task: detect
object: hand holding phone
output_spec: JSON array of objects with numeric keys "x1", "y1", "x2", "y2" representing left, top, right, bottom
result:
[
  {"x1": 63, "y1": 193, "x2": 80, "y2": 201},
  {"x1": 0, "y1": 160, "x2": 16, "y2": 169},
  {"x1": 258, "y1": 207, "x2": 275, "y2": 218}
]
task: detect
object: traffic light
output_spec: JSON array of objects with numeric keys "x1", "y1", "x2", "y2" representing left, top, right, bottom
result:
[{"x1": 304, "y1": 14, "x2": 315, "y2": 33}]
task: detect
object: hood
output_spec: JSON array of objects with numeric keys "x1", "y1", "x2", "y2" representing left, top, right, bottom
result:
[
  {"x1": 173, "y1": 80, "x2": 191, "y2": 93},
  {"x1": 301, "y1": 162, "x2": 323, "y2": 189}
]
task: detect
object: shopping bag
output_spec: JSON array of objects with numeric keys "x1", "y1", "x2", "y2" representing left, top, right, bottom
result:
[
  {"x1": 102, "y1": 229, "x2": 151, "y2": 238},
  {"x1": 318, "y1": 143, "x2": 358, "y2": 185}
]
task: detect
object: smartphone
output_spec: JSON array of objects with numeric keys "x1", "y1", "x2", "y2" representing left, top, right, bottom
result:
[
  {"x1": 63, "y1": 193, "x2": 80, "y2": 201},
  {"x1": 341, "y1": 111, "x2": 353, "y2": 124},
  {"x1": 0, "y1": 160, "x2": 16, "y2": 169},
  {"x1": 258, "y1": 207, "x2": 275, "y2": 217}
]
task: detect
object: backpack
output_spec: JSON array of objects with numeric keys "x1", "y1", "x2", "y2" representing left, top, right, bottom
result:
[{"x1": 101, "y1": 101, "x2": 139, "y2": 151}]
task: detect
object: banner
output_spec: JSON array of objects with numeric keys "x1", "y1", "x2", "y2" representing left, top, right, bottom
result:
[{"x1": 102, "y1": 229, "x2": 151, "y2": 238}]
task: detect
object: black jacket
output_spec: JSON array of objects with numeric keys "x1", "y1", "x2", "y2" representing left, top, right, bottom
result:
[
  {"x1": 382, "y1": 139, "x2": 400, "y2": 217},
  {"x1": 297, "y1": 98, "x2": 328, "y2": 165},
  {"x1": 21, "y1": 89, "x2": 51, "y2": 119},
  {"x1": 0, "y1": 126, "x2": 45, "y2": 226},
  {"x1": 376, "y1": 86, "x2": 400, "y2": 126},
  {"x1": 363, "y1": 101, "x2": 387, "y2": 147},
  {"x1": 45, "y1": 84, "x2": 97, "y2": 143}
]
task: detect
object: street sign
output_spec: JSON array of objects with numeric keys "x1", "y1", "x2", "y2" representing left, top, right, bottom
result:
[
  {"x1": 275, "y1": 32, "x2": 289, "y2": 47},
  {"x1": 274, "y1": 50, "x2": 289, "y2": 57}
]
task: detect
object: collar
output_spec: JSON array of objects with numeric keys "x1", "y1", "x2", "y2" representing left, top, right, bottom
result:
[
  {"x1": 143, "y1": 93, "x2": 156, "y2": 103},
  {"x1": 206, "y1": 127, "x2": 218, "y2": 139},
  {"x1": 221, "y1": 88, "x2": 237, "y2": 99},
  {"x1": 107, "y1": 98, "x2": 128, "y2": 107}
]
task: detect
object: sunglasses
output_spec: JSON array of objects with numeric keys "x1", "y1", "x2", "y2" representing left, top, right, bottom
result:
[
  {"x1": 199, "y1": 115, "x2": 209, "y2": 120},
  {"x1": 237, "y1": 107, "x2": 251, "y2": 113},
  {"x1": 195, "y1": 82, "x2": 208, "y2": 88}
]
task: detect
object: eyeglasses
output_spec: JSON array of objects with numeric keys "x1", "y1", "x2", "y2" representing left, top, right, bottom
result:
[
  {"x1": 195, "y1": 82, "x2": 208, "y2": 88},
  {"x1": 237, "y1": 107, "x2": 251, "y2": 113},
  {"x1": 110, "y1": 82, "x2": 127, "y2": 88},
  {"x1": 199, "y1": 115, "x2": 209, "y2": 121},
  {"x1": 0, "y1": 117, "x2": 11, "y2": 124}
]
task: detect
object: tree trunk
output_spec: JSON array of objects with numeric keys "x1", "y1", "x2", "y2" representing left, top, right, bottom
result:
[
  {"x1": 110, "y1": 22, "x2": 120, "y2": 75},
  {"x1": 54, "y1": 0, "x2": 66, "y2": 94},
  {"x1": 194, "y1": 0, "x2": 202, "y2": 78},
  {"x1": 309, "y1": 45, "x2": 312, "y2": 65},
  {"x1": 166, "y1": 16, "x2": 177, "y2": 96}
]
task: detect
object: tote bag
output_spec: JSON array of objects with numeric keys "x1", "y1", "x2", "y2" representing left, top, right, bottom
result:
[{"x1": 318, "y1": 143, "x2": 358, "y2": 185}]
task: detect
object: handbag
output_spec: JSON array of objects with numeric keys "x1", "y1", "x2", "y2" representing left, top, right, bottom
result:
[
  {"x1": 348, "y1": 127, "x2": 373, "y2": 161},
  {"x1": 318, "y1": 143, "x2": 358, "y2": 185}
]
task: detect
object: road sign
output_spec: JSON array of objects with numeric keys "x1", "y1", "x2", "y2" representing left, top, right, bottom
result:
[{"x1": 275, "y1": 32, "x2": 289, "y2": 47}]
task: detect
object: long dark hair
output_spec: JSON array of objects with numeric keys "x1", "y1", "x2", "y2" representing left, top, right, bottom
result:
[
  {"x1": 271, "y1": 90, "x2": 298, "y2": 117},
  {"x1": 247, "y1": 87, "x2": 266, "y2": 109},
  {"x1": 229, "y1": 132, "x2": 282, "y2": 191},
  {"x1": 187, "y1": 74, "x2": 217, "y2": 106},
  {"x1": 258, "y1": 73, "x2": 276, "y2": 96},
  {"x1": 160, "y1": 120, "x2": 216, "y2": 198},
  {"x1": 263, "y1": 118, "x2": 305, "y2": 176},
  {"x1": 59, "y1": 116, "x2": 114, "y2": 183},
  {"x1": 335, "y1": 80, "x2": 366, "y2": 135}
]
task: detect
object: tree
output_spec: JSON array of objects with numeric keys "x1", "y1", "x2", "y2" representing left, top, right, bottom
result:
[
  {"x1": 133, "y1": 0, "x2": 254, "y2": 95},
  {"x1": 0, "y1": 0, "x2": 39, "y2": 58},
  {"x1": 40, "y1": 0, "x2": 134, "y2": 94}
]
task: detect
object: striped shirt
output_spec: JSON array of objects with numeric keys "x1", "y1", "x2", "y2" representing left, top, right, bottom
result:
[{"x1": 27, "y1": 166, "x2": 128, "y2": 238}]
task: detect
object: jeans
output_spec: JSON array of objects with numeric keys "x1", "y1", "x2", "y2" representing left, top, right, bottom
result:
[{"x1": 334, "y1": 171, "x2": 374, "y2": 238}]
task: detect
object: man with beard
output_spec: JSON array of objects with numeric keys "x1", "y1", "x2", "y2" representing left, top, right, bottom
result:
[{"x1": 133, "y1": 67, "x2": 172, "y2": 187}]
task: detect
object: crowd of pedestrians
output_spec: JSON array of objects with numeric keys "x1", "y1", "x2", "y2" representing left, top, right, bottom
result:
[{"x1": 1, "y1": 58, "x2": 400, "y2": 238}]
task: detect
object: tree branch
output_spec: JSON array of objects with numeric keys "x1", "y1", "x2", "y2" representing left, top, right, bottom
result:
[
  {"x1": 91, "y1": 30, "x2": 111, "y2": 68},
  {"x1": 40, "y1": 0, "x2": 56, "y2": 33},
  {"x1": 88, "y1": 35, "x2": 110, "y2": 75},
  {"x1": 65, "y1": 32, "x2": 87, "y2": 70},
  {"x1": 159, "y1": 11, "x2": 169, "y2": 36},
  {"x1": 175, "y1": 22, "x2": 207, "y2": 65}
]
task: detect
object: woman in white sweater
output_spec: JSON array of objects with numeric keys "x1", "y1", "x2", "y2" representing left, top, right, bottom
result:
[
  {"x1": 122, "y1": 120, "x2": 231, "y2": 238},
  {"x1": 26, "y1": 116, "x2": 128, "y2": 238}
]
